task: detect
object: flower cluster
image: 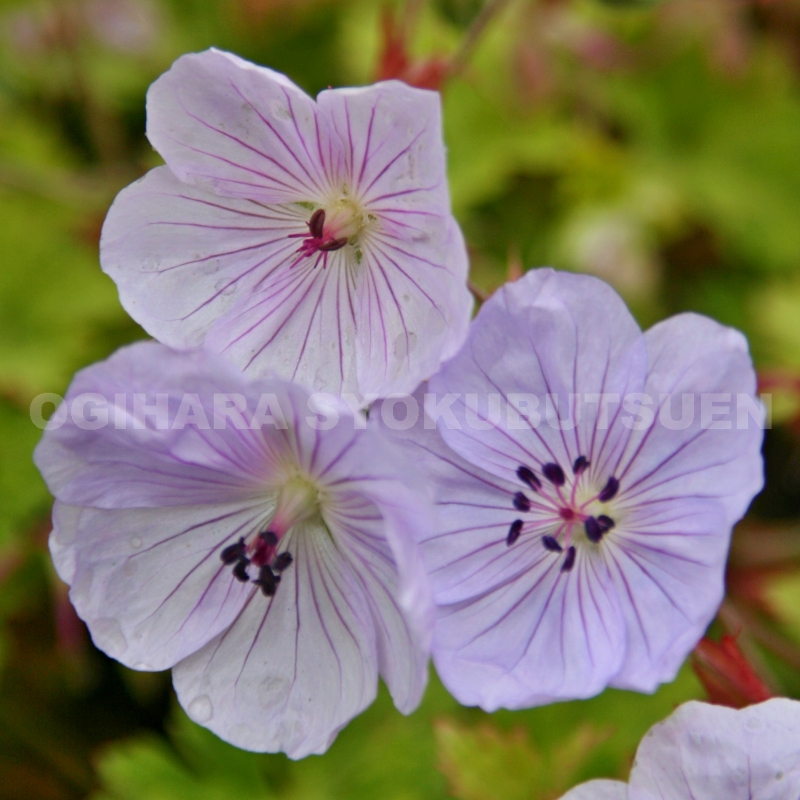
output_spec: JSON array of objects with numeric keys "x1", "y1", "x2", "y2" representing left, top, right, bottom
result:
[{"x1": 35, "y1": 48, "x2": 767, "y2": 761}]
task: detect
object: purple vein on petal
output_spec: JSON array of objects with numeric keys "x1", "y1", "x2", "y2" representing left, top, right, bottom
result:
[
  {"x1": 356, "y1": 102, "x2": 378, "y2": 189},
  {"x1": 169, "y1": 112, "x2": 314, "y2": 197},
  {"x1": 222, "y1": 81, "x2": 328, "y2": 197},
  {"x1": 359, "y1": 127, "x2": 427, "y2": 200},
  {"x1": 366, "y1": 240, "x2": 445, "y2": 322}
]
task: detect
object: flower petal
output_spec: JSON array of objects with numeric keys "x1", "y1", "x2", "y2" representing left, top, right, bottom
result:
[
  {"x1": 316, "y1": 81, "x2": 471, "y2": 398},
  {"x1": 430, "y1": 269, "x2": 646, "y2": 487},
  {"x1": 203, "y1": 249, "x2": 358, "y2": 399},
  {"x1": 559, "y1": 780, "x2": 628, "y2": 800},
  {"x1": 613, "y1": 313, "x2": 764, "y2": 526},
  {"x1": 315, "y1": 80, "x2": 448, "y2": 211},
  {"x1": 34, "y1": 342, "x2": 285, "y2": 509},
  {"x1": 433, "y1": 545, "x2": 626, "y2": 710},
  {"x1": 172, "y1": 519, "x2": 379, "y2": 758},
  {"x1": 354, "y1": 217, "x2": 471, "y2": 399},
  {"x1": 100, "y1": 166, "x2": 312, "y2": 349},
  {"x1": 51, "y1": 500, "x2": 261, "y2": 670},
  {"x1": 308, "y1": 409, "x2": 435, "y2": 712},
  {"x1": 147, "y1": 49, "x2": 341, "y2": 203},
  {"x1": 604, "y1": 498, "x2": 729, "y2": 692},
  {"x1": 324, "y1": 491, "x2": 430, "y2": 713},
  {"x1": 628, "y1": 699, "x2": 800, "y2": 799}
]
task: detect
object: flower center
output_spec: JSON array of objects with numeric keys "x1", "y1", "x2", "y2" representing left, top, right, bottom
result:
[
  {"x1": 289, "y1": 199, "x2": 367, "y2": 270},
  {"x1": 505, "y1": 455, "x2": 619, "y2": 573},
  {"x1": 219, "y1": 475, "x2": 322, "y2": 596}
]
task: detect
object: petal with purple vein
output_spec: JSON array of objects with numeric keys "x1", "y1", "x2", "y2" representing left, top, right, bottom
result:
[
  {"x1": 101, "y1": 166, "x2": 310, "y2": 350},
  {"x1": 52, "y1": 500, "x2": 262, "y2": 671},
  {"x1": 147, "y1": 49, "x2": 342, "y2": 203},
  {"x1": 605, "y1": 497, "x2": 729, "y2": 692},
  {"x1": 172, "y1": 519, "x2": 379, "y2": 758}
]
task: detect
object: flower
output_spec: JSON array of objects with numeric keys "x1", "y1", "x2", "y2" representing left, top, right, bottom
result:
[
  {"x1": 374, "y1": 269, "x2": 764, "y2": 710},
  {"x1": 100, "y1": 48, "x2": 472, "y2": 407},
  {"x1": 558, "y1": 698, "x2": 800, "y2": 799},
  {"x1": 34, "y1": 342, "x2": 433, "y2": 757}
]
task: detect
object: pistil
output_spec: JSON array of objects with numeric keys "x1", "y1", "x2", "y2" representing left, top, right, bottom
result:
[{"x1": 288, "y1": 200, "x2": 366, "y2": 270}]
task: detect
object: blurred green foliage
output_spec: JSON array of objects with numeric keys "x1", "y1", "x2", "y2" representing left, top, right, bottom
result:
[{"x1": 1, "y1": 0, "x2": 800, "y2": 797}]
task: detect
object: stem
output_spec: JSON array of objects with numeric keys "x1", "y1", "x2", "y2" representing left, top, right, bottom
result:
[
  {"x1": 720, "y1": 599, "x2": 800, "y2": 672},
  {"x1": 446, "y1": 0, "x2": 514, "y2": 79},
  {"x1": 468, "y1": 280, "x2": 489, "y2": 304}
]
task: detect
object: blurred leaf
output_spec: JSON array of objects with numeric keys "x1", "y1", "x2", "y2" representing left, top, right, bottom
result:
[
  {"x1": 0, "y1": 400, "x2": 49, "y2": 546},
  {"x1": 93, "y1": 733, "x2": 276, "y2": 800},
  {"x1": 435, "y1": 719, "x2": 546, "y2": 800},
  {"x1": 434, "y1": 717, "x2": 613, "y2": 800},
  {"x1": 0, "y1": 189, "x2": 133, "y2": 401}
]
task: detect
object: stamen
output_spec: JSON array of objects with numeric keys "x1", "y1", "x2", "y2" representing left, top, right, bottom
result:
[
  {"x1": 573, "y1": 455, "x2": 590, "y2": 475},
  {"x1": 232, "y1": 559, "x2": 250, "y2": 582},
  {"x1": 254, "y1": 564, "x2": 280, "y2": 597},
  {"x1": 309, "y1": 208, "x2": 325, "y2": 239},
  {"x1": 584, "y1": 516, "x2": 603, "y2": 543},
  {"x1": 597, "y1": 515, "x2": 615, "y2": 532},
  {"x1": 598, "y1": 477, "x2": 619, "y2": 502},
  {"x1": 542, "y1": 535, "x2": 563, "y2": 552},
  {"x1": 513, "y1": 492, "x2": 531, "y2": 512},
  {"x1": 220, "y1": 537, "x2": 246, "y2": 565},
  {"x1": 543, "y1": 463, "x2": 566, "y2": 486},
  {"x1": 319, "y1": 236, "x2": 348, "y2": 252},
  {"x1": 272, "y1": 552, "x2": 294, "y2": 572},
  {"x1": 561, "y1": 546, "x2": 577, "y2": 572},
  {"x1": 517, "y1": 465, "x2": 541, "y2": 491},
  {"x1": 506, "y1": 519, "x2": 523, "y2": 546}
]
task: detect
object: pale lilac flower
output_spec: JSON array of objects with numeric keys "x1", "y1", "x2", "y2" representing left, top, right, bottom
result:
[
  {"x1": 559, "y1": 698, "x2": 800, "y2": 800},
  {"x1": 101, "y1": 48, "x2": 472, "y2": 407},
  {"x1": 34, "y1": 342, "x2": 433, "y2": 758},
  {"x1": 375, "y1": 269, "x2": 763, "y2": 710}
]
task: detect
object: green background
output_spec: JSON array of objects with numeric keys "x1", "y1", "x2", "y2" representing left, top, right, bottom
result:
[{"x1": 1, "y1": 0, "x2": 800, "y2": 797}]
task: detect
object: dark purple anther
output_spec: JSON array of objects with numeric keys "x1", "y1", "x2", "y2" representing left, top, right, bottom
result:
[
  {"x1": 573, "y1": 455, "x2": 590, "y2": 475},
  {"x1": 318, "y1": 236, "x2": 348, "y2": 252},
  {"x1": 542, "y1": 535, "x2": 563, "y2": 553},
  {"x1": 233, "y1": 559, "x2": 250, "y2": 582},
  {"x1": 561, "y1": 545, "x2": 577, "y2": 572},
  {"x1": 513, "y1": 492, "x2": 531, "y2": 512},
  {"x1": 255, "y1": 564, "x2": 280, "y2": 596},
  {"x1": 309, "y1": 208, "x2": 325, "y2": 239},
  {"x1": 543, "y1": 463, "x2": 566, "y2": 486},
  {"x1": 220, "y1": 537, "x2": 246, "y2": 564},
  {"x1": 597, "y1": 515, "x2": 615, "y2": 532},
  {"x1": 598, "y1": 477, "x2": 619, "y2": 502},
  {"x1": 517, "y1": 465, "x2": 541, "y2": 491},
  {"x1": 584, "y1": 516, "x2": 603, "y2": 543},
  {"x1": 272, "y1": 552, "x2": 293, "y2": 572},
  {"x1": 507, "y1": 519, "x2": 523, "y2": 546},
  {"x1": 260, "y1": 530, "x2": 278, "y2": 547}
]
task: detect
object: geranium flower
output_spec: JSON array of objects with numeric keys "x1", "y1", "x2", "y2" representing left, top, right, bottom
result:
[
  {"x1": 559, "y1": 698, "x2": 800, "y2": 799},
  {"x1": 100, "y1": 48, "x2": 471, "y2": 407},
  {"x1": 375, "y1": 269, "x2": 764, "y2": 710},
  {"x1": 34, "y1": 342, "x2": 433, "y2": 757}
]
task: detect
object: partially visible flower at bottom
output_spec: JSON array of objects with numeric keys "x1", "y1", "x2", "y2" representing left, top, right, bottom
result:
[
  {"x1": 559, "y1": 698, "x2": 800, "y2": 799},
  {"x1": 33, "y1": 342, "x2": 434, "y2": 758}
]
